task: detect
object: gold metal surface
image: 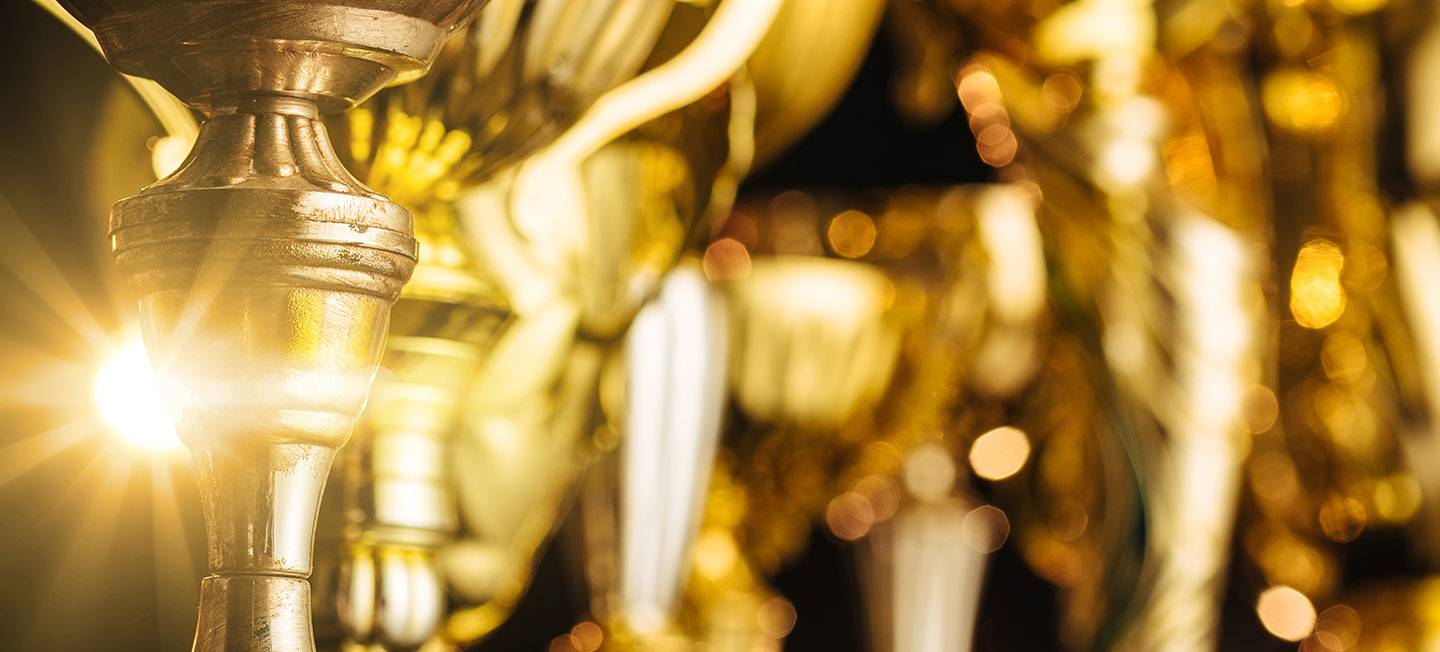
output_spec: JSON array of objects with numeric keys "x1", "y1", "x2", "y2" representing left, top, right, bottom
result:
[
  {"x1": 338, "y1": 206, "x2": 509, "y2": 651},
  {"x1": 51, "y1": 2, "x2": 486, "y2": 651}
]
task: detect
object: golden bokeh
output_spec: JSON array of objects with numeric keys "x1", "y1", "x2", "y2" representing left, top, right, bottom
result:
[
  {"x1": 961, "y1": 505, "x2": 1010, "y2": 554},
  {"x1": 703, "y1": 238, "x2": 753, "y2": 282},
  {"x1": 569, "y1": 622, "x2": 603, "y2": 652},
  {"x1": 756, "y1": 597, "x2": 798, "y2": 639},
  {"x1": 1263, "y1": 69, "x2": 1345, "y2": 133},
  {"x1": 968, "y1": 426, "x2": 1032, "y2": 481},
  {"x1": 827, "y1": 210, "x2": 877, "y2": 259},
  {"x1": 1291, "y1": 239, "x2": 1347, "y2": 329},
  {"x1": 1257, "y1": 586, "x2": 1318, "y2": 642}
]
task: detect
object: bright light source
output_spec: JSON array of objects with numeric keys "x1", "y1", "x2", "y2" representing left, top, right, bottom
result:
[{"x1": 94, "y1": 339, "x2": 181, "y2": 450}]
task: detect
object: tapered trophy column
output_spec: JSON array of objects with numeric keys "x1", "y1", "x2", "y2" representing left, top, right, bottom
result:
[{"x1": 52, "y1": 2, "x2": 485, "y2": 651}]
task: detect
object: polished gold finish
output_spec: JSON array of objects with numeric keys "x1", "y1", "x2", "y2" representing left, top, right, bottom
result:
[
  {"x1": 330, "y1": 0, "x2": 680, "y2": 207},
  {"x1": 53, "y1": 1, "x2": 485, "y2": 651},
  {"x1": 57, "y1": 0, "x2": 482, "y2": 113},
  {"x1": 38, "y1": 0, "x2": 1440, "y2": 648}
]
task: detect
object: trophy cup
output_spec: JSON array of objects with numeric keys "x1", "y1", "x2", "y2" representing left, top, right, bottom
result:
[
  {"x1": 49, "y1": 1, "x2": 489, "y2": 650},
  {"x1": 558, "y1": 1, "x2": 889, "y2": 646},
  {"x1": 316, "y1": 4, "x2": 681, "y2": 648},
  {"x1": 702, "y1": 184, "x2": 1048, "y2": 652},
  {"x1": 317, "y1": 1, "x2": 790, "y2": 648},
  {"x1": 439, "y1": 57, "x2": 745, "y2": 649}
]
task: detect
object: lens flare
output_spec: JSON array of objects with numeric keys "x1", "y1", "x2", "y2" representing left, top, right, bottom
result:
[{"x1": 94, "y1": 340, "x2": 180, "y2": 450}]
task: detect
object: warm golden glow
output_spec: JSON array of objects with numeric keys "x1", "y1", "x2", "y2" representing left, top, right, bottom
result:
[
  {"x1": 757, "y1": 597, "x2": 798, "y2": 638},
  {"x1": 1371, "y1": 474, "x2": 1421, "y2": 523},
  {"x1": 903, "y1": 443, "x2": 956, "y2": 502},
  {"x1": 827, "y1": 210, "x2": 877, "y2": 259},
  {"x1": 826, "y1": 491, "x2": 876, "y2": 541},
  {"x1": 1308, "y1": 604, "x2": 1361, "y2": 651},
  {"x1": 968, "y1": 426, "x2": 1032, "y2": 481},
  {"x1": 1317, "y1": 495, "x2": 1366, "y2": 543},
  {"x1": 703, "y1": 238, "x2": 753, "y2": 281},
  {"x1": 693, "y1": 529, "x2": 740, "y2": 581},
  {"x1": 1291, "y1": 239, "x2": 1346, "y2": 329},
  {"x1": 961, "y1": 505, "x2": 1010, "y2": 553},
  {"x1": 1040, "y1": 72, "x2": 1083, "y2": 112},
  {"x1": 94, "y1": 339, "x2": 180, "y2": 450},
  {"x1": 1262, "y1": 69, "x2": 1345, "y2": 133},
  {"x1": 569, "y1": 621, "x2": 603, "y2": 652},
  {"x1": 148, "y1": 134, "x2": 192, "y2": 180},
  {"x1": 1256, "y1": 586, "x2": 1317, "y2": 642},
  {"x1": 1240, "y1": 385, "x2": 1279, "y2": 434},
  {"x1": 1320, "y1": 334, "x2": 1367, "y2": 385}
]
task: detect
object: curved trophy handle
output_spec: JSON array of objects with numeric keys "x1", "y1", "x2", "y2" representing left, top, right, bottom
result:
[{"x1": 466, "y1": 0, "x2": 785, "y2": 320}]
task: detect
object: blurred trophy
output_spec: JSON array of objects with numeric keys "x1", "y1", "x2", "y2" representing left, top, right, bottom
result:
[
  {"x1": 1230, "y1": 0, "x2": 1440, "y2": 648},
  {"x1": 382, "y1": 1, "x2": 788, "y2": 649},
  {"x1": 441, "y1": 91, "x2": 735, "y2": 650},
  {"x1": 887, "y1": 0, "x2": 1273, "y2": 649},
  {"x1": 699, "y1": 183, "x2": 1048, "y2": 652},
  {"x1": 44, "y1": 2, "x2": 489, "y2": 652},
  {"x1": 551, "y1": 1, "x2": 889, "y2": 648},
  {"x1": 317, "y1": 3, "x2": 681, "y2": 649}
]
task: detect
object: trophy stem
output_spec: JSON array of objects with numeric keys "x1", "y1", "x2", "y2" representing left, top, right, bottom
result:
[
  {"x1": 194, "y1": 576, "x2": 317, "y2": 652},
  {"x1": 190, "y1": 441, "x2": 338, "y2": 652}
]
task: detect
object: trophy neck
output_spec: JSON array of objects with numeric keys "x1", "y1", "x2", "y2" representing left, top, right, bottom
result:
[
  {"x1": 188, "y1": 442, "x2": 335, "y2": 652},
  {"x1": 191, "y1": 442, "x2": 337, "y2": 577}
]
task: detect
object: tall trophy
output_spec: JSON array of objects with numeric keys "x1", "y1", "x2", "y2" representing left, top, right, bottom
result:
[
  {"x1": 559, "y1": 1, "x2": 889, "y2": 648},
  {"x1": 323, "y1": 1, "x2": 790, "y2": 649},
  {"x1": 886, "y1": 0, "x2": 1274, "y2": 648},
  {"x1": 700, "y1": 184, "x2": 1048, "y2": 652},
  {"x1": 48, "y1": 1, "x2": 493, "y2": 651},
  {"x1": 318, "y1": 4, "x2": 683, "y2": 649}
]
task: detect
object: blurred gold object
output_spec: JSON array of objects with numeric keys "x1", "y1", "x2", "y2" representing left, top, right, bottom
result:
[
  {"x1": 892, "y1": 0, "x2": 1274, "y2": 649},
  {"x1": 444, "y1": 125, "x2": 729, "y2": 644},
  {"x1": 337, "y1": 203, "x2": 509, "y2": 650},
  {"x1": 50, "y1": 1, "x2": 485, "y2": 651},
  {"x1": 430, "y1": 3, "x2": 788, "y2": 648},
  {"x1": 315, "y1": 2, "x2": 792, "y2": 648},
  {"x1": 329, "y1": 0, "x2": 680, "y2": 208},
  {"x1": 561, "y1": 3, "x2": 889, "y2": 645},
  {"x1": 706, "y1": 184, "x2": 1047, "y2": 651}
]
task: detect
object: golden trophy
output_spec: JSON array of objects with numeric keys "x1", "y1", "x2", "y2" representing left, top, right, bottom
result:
[
  {"x1": 324, "y1": 2, "x2": 790, "y2": 648},
  {"x1": 884, "y1": 0, "x2": 1274, "y2": 648},
  {"x1": 560, "y1": 1, "x2": 889, "y2": 647},
  {"x1": 317, "y1": 4, "x2": 686, "y2": 648},
  {"x1": 697, "y1": 183, "x2": 1047, "y2": 652},
  {"x1": 47, "y1": 1, "x2": 487, "y2": 650},
  {"x1": 1229, "y1": 0, "x2": 1440, "y2": 648},
  {"x1": 442, "y1": 63, "x2": 745, "y2": 650}
]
